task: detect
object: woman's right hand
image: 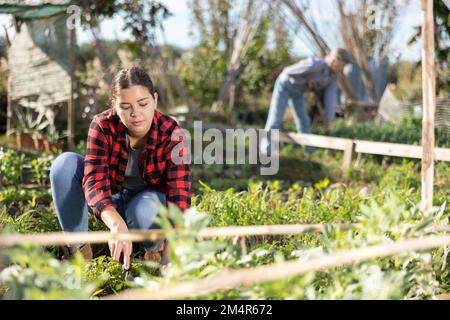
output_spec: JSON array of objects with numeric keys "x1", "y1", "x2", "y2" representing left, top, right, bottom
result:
[{"x1": 100, "y1": 207, "x2": 133, "y2": 270}]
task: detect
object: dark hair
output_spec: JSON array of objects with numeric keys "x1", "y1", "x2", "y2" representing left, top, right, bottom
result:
[{"x1": 111, "y1": 66, "x2": 156, "y2": 108}]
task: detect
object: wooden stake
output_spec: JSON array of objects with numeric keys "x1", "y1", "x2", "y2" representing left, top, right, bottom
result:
[
  {"x1": 239, "y1": 237, "x2": 248, "y2": 256},
  {"x1": 0, "y1": 224, "x2": 332, "y2": 247},
  {"x1": 420, "y1": 0, "x2": 436, "y2": 213},
  {"x1": 67, "y1": 27, "x2": 76, "y2": 150},
  {"x1": 342, "y1": 140, "x2": 355, "y2": 170},
  {"x1": 0, "y1": 230, "x2": 165, "y2": 247},
  {"x1": 107, "y1": 234, "x2": 450, "y2": 300},
  {"x1": 6, "y1": 73, "x2": 12, "y2": 135}
]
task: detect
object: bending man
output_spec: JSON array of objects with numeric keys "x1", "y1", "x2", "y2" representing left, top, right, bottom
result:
[{"x1": 261, "y1": 48, "x2": 353, "y2": 155}]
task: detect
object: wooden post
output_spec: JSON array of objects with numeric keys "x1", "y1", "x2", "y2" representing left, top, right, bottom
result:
[
  {"x1": 67, "y1": 27, "x2": 76, "y2": 150},
  {"x1": 239, "y1": 237, "x2": 248, "y2": 256},
  {"x1": 420, "y1": 0, "x2": 436, "y2": 213},
  {"x1": 3, "y1": 24, "x2": 12, "y2": 135},
  {"x1": 6, "y1": 75, "x2": 12, "y2": 135},
  {"x1": 342, "y1": 140, "x2": 355, "y2": 170}
]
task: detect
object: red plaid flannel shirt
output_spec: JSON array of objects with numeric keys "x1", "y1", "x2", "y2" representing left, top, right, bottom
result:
[{"x1": 82, "y1": 108, "x2": 191, "y2": 218}]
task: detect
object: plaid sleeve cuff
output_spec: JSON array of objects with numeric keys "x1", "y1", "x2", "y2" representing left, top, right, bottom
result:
[{"x1": 92, "y1": 200, "x2": 118, "y2": 220}]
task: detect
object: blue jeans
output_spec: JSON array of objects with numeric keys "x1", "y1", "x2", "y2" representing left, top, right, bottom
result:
[
  {"x1": 262, "y1": 74, "x2": 314, "y2": 155},
  {"x1": 49, "y1": 152, "x2": 166, "y2": 251}
]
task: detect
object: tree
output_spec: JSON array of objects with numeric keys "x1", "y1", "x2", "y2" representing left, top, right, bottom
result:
[
  {"x1": 75, "y1": 0, "x2": 171, "y2": 85},
  {"x1": 212, "y1": 1, "x2": 269, "y2": 114},
  {"x1": 188, "y1": 0, "x2": 270, "y2": 116},
  {"x1": 75, "y1": 0, "x2": 119, "y2": 84},
  {"x1": 118, "y1": 0, "x2": 194, "y2": 110},
  {"x1": 178, "y1": 0, "x2": 299, "y2": 123}
]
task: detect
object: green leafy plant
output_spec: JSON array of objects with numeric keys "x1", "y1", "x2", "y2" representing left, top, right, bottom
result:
[
  {"x1": 45, "y1": 126, "x2": 68, "y2": 144},
  {"x1": 316, "y1": 117, "x2": 450, "y2": 148},
  {"x1": 1, "y1": 149, "x2": 449, "y2": 300},
  {"x1": 0, "y1": 148, "x2": 25, "y2": 185},
  {"x1": 29, "y1": 157, "x2": 51, "y2": 186},
  {"x1": 14, "y1": 107, "x2": 50, "y2": 135},
  {"x1": 0, "y1": 244, "x2": 101, "y2": 300},
  {"x1": 84, "y1": 256, "x2": 142, "y2": 297},
  {"x1": 0, "y1": 187, "x2": 52, "y2": 208}
]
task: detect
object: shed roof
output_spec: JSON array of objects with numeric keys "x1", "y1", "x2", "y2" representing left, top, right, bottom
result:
[{"x1": 0, "y1": 0, "x2": 71, "y2": 20}]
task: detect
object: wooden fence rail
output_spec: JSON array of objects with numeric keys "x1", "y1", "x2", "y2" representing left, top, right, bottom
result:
[
  {"x1": 178, "y1": 120, "x2": 450, "y2": 169},
  {"x1": 276, "y1": 132, "x2": 450, "y2": 169},
  {"x1": 1, "y1": 223, "x2": 449, "y2": 247},
  {"x1": 0, "y1": 224, "x2": 340, "y2": 247},
  {"x1": 107, "y1": 234, "x2": 450, "y2": 300}
]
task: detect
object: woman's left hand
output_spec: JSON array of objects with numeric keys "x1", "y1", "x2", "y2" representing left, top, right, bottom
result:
[{"x1": 109, "y1": 223, "x2": 133, "y2": 270}]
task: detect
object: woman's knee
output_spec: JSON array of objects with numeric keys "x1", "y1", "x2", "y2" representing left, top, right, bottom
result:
[
  {"x1": 50, "y1": 152, "x2": 84, "y2": 181},
  {"x1": 125, "y1": 191, "x2": 166, "y2": 229}
]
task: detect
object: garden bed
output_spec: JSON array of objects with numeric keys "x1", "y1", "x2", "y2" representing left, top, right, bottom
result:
[{"x1": 0, "y1": 140, "x2": 449, "y2": 299}]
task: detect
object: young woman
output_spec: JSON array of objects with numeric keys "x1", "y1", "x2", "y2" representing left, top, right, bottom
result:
[{"x1": 50, "y1": 67, "x2": 191, "y2": 270}]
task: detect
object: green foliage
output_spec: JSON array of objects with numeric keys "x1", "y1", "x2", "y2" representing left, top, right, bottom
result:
[
  {"x1": 119, "y1": 0, "x2": 171, "y2": 50},
  {"x1": 179, "y1": 45, "x2": 228, "y2": 108},
  {"x1": 14, "y1": 107, "x2": 50, "y2": 135},
  {"x1": 0, "y1": 244, "x2": 99, "y2": 300},
  {"x1": 45, "y1": 127, "x2": 68, "y2": 144},
  {"x1": 321, "y1": 117, "x2": 450, "y2": 148},
  {"x1": 0, "y1": 187, "x2": 52, "y2": 208},
  {"x1": 84, "y1": 255, "x2": 142, "y2": 296},
  {"x1": 0, "y1": 149, "x2": 53, "y2": 186},
  {"x1": 29, "y1": 157, "x2": 50, "y2": 186},
  {"x1": 0, "y1": 205, "x2": 60, "y2": 235},
  {"x1": 379, "y1": 160, "x2": 420, "y2": 192},
  {"x1": 2, "y1": 0, "x2": 447, "y2": 301},
  {"x1": 194, "y1": 180, "x2": 359, "y2": 227},
  {"x1": 73, "y1": 140, "x2": 87, "y2": 157},
  {"x1": 131, "y1": 193, "x2": 450, "y2": 300},
  {"x1": 0, "y1": 149, "x2": 25, "y2": 185},
  {"x1": 1, "y1": 146, "x2": 449, "y2": 300},
  {"x1": 155, "y1": 204, "x2": 230, "y2": 279},
  {"x1": 388, "y1": 61, "x2": 422, "y2": 103},
  {"x1": 178, "y1": 16, "x2": 294, "y2": 114},
  {"x1": 407, "y1": 0, "x2": 450, "y2": 95},
  {"x1": 236, "y1": 18, "x2": 294, "y2": 119}
]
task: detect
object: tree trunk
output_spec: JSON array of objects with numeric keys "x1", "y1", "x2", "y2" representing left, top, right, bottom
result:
[
  {"x1": 212, "y1": 1, "x2": 262, "y2": 114},
  {"x1": 67, "y1": 28, "x2": 76, "y2": 150}
]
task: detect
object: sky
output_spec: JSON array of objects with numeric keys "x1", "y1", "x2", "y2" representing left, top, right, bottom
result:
[{"x1": 0, "y1": 0, "x2": 423, "y2": 61}]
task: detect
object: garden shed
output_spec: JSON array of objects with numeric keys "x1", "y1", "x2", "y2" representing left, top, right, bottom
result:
[{"x1": 0, "y1": 0, "x2": 76, "y2": 148}]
